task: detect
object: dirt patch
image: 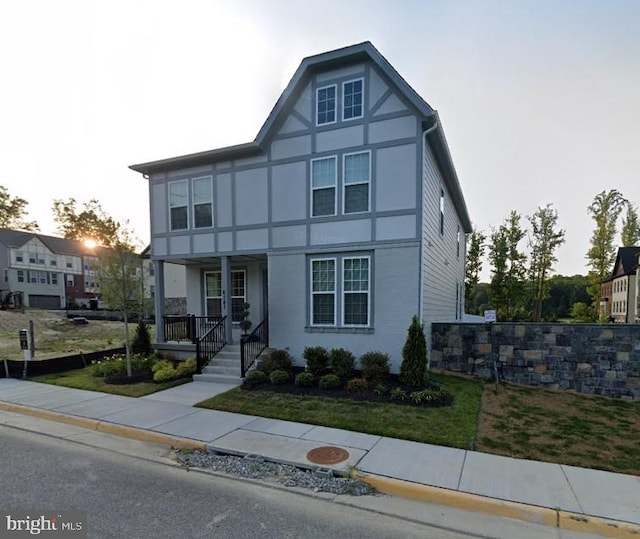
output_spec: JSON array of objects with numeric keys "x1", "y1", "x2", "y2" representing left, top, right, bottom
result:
[{"x1": 477, "y1": 381, "x2": 640, "y2": 475}]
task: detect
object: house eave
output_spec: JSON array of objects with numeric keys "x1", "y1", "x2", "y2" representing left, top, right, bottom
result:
[{"x1": 129, "y1": 142, "x2": 263, "y2": 176}]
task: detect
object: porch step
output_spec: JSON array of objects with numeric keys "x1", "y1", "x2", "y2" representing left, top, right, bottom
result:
[
  {"x1": 202, "y1": 365, "x2": 240, "y2": 376},
  {"x1": 193, "y1": 373, "x2": 243, "y2": 384}
]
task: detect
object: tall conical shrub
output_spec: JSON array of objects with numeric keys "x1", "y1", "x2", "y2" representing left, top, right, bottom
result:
[
  {"x1": 400, "y1": 315, "x2": 427, "y2": 387},
  {"x1": 131, "y1": 320, "x2": 153, "y2": 356}
]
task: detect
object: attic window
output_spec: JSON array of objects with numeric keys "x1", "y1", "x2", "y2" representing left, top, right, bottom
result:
[
  {"x1": 343, "y1": 79, "x2": 363, "y2": 120},
  {"x1": 316, "y1": 85, "x2": 336, "y2": 125}
]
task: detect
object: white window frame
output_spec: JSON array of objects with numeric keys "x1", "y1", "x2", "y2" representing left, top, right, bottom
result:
[
  {"x1": 204, "y1": 269, "x2": 246, "y2": 322},
  {"x1": 341, "y1": 256, "x2": 371, "y2": 327},
  {"x1": 191, "y1": 176, "x2": 213, "y2": 229},
  {"x1": 342, "y1": 151, "x2": 371, "y2": 214},
  {"x1": 168, "y1": 180, "x2": 189, "y2": 231},
  {"x1": 15, "y1": 251, "x2": 23, "y2": 263},
  {"x1": 316, "y1": 84, "x2": 337, "y2": 126},
  {"x1": 342, "y1": 78, "x2": 364, "y2": 121},
  {"x1": 310, "y1": 258, "x2": 337, "y2": 327},
  {"x1": 311, "y1": 156, "x2": 337, "y2": 217},
  {"x1": 17, "y1": 270, "x2": 24, "y2": 283}
]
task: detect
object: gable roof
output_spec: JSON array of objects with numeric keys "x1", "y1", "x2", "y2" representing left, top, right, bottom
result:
[
  {"x1": 129, "y1": 41, "x2": 472, "y2": 232},
  {"x1": 612, "y1": 246, "x2": 640, "y2": 277},
  {"x1": 0, "y1": 228, "x2": 101, "y2": 257}
]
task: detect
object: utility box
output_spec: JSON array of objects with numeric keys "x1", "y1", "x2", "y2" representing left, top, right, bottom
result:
[{"x1": 19, "y1": 329, "x2": 29, "y2": 350}]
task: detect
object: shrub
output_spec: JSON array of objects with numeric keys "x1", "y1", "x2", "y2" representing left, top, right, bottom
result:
[
  {"x1": 260, "y1": 349, "x2": 292, "y2": 374},
  {"x1": 359, "y1": 351, "x2": 390, "y2": 382},
  {"x1": 303, "y1": 346, "x2": 329, "y2": 376},
  {"x1": 151, "y1": 358, "x2": 194, "y2": 382},
  {"x1": 270, "y1": 369, "x2": 290, "y2": 384},
  {"x1": 346, "y1": 377, "x2": 368, "y2": 393},
  {"x1": 295, "y1": 372, "x2": 316, "y2": 387},
  {"x1": 245, "y1": 370, "x2": 267, "y2": 387},
  {"x1": 176, "y1": 358, "x2": 197, "y2": 377},
  {"x1": 130, "y1": 354, "x2": 156, "y2": 374},
  {"x1": 373, "y1": 383, "x2": 387, "y2": 396},
  {"x1": 400, "y1": 315, "x2": 427, "y2": 388},
  {"x1": 90, "y1": 355, "x2": 126, "y2": 377},
  {"x1": 131, "y1": 320, "x2": 153, "y2": 356},
  {"x1": 409, "y1": 389, "x2": 445, "y2": 404},
  {"x1": 153, "y1": 365, "x2": 177, "y2": 383},
  {"x1": 329, "y1": 348, "x2": 355, "y2": 379},
  {"x1": 390, "y1": 387, "x2": 407, "y2": 401},
  {"x1": 318, "y1": 374, "x2": 341, "y2": 390}
]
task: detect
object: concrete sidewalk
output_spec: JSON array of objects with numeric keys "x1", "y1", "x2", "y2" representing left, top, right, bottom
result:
[{"x1": 1, "y1": 378, "x2": 639, "y2": 537}]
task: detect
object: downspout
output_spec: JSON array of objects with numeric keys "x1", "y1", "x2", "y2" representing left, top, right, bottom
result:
[{"x1": 421, "y1": 117, "x2": 439, "y2": 369}]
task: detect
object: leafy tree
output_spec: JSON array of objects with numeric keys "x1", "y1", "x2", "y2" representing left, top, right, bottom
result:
[
  {"x1": 52, "y1": 198, "x2": 122, "y2": 247},
  {"x1": 542, "y1": 274, "x2": 591, "y2": 320},
  {"x1": 400, "y1": 315, "x2": 427, "y2": 388},
  {"x1": 96, "y1": 237, "x2": 143, "y2": 377},
  {"x1": 570, "y1": 302, "x2": 592, "y2": 323},
  {"x1": 465, "y1": 229, "x2": 486, "y2": 313},
  {"x1": 0, "y1": 185, "x2": 39, "y2": 231},
  {"x1": 621, "y1": 203, "x2": 640, "y2": 247},
  {"x1": 488, "y1": 211, "x2": 527, "y2": 320},
  {"x1": 585, "y1": 190, "x2": 627, "y2": 319},
  {"x1": 527, "y1": 204, "x2": 565, "y2": 321}
]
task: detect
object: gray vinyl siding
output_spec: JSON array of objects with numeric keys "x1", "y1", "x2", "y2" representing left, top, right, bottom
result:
[
  {"x1": 268, "y1": 244, "x2": 420, "y2": 373},
  {"x1": 421, "y1": 141, "x2": 466, "y2": 346}
]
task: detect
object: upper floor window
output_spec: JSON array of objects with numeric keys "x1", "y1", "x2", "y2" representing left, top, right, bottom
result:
[
  {"x1": 311, "y1": 157, "x2": 337, "y2": 217},
  {"x1": 316, "y1": 85, "x2": 336, "y2": 125},
  {"x1": 15, "y1": 252, "x2": 23, "y2": 263},
  {"x1": 457, "y1": 225, "x2": 461, "y2": 257},
  {"x1": 169, "y1": 180, "x2": 188, "y2": 230},
  {"x1": 439, "y1": 188, "x2": 445, "y2": 235},
  {"x1": 66, "y1": 258, "x2": 73, "y2": 269},
  {"x1": 342, "y1": 79, "x2": 363, "y2": 121},
  {"x1": 343, "y1": 151, "x2": 370, "y2": 214},
  {"x1": 29, "y1": 254, "x2": 36, "y2": 264},
  {"x1": 192, "y1": 176, "x2": 213, "y2": 229},
  {"x1": 17, "y1": 270, "x2": 24, "y2": 283}
]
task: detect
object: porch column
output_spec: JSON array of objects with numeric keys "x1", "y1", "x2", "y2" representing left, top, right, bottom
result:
[
  {"x1": 154, "y1": 260, "x2": 165, "y2": 343},
  {"x1": 221, "y1": 256, "x2": 233, "y2": 344}
]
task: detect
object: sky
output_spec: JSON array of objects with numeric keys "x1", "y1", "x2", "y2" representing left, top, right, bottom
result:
[{"x1": 1, "y1": 0, "x2": 639, "y2": 278}]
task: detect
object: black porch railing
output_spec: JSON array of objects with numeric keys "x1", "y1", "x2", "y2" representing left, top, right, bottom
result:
[
  {"x1": 240, "y1": 316, "x2": 269, "y2": 378},
  {"x1": 195, "y1": 316, "x2": 227, "y2": 374},
  {"x1": 163, "y1": 315, "x2": 223, "y2": 344}
]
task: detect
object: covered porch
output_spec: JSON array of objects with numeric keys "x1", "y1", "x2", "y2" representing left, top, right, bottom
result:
[{"x1": 152, "y1": 254, "x2": 269, "y2": 377}]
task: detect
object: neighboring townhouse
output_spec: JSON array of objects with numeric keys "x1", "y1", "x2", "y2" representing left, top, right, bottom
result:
[
  {"x1": 604, "y1": 246, "x2": 640, "y2": 323},
  {"x1": 130, "y1": 42, "x2": 472, "y2": 372},
  {"x1": 0, "y1": 228, "x2": 105, "y2": 309}
]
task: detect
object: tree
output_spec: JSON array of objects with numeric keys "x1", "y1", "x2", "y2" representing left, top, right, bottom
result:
[
  {"x1": 400, "y1": 315, "x2": 427, "y2": 388},
  {"x1": 527, "y1": 204, "x2": 565, "y2": 321},
  {"x1": 621, "y1": 203, "x2": 640, "y2": 247},
  {"x1": 488, "y1": 211, "x2": 527, "y2": 321},
  {"x1": 52, "y1": 198, "x2": 121, "y2": 247},
  {"x1": 96, "y1": 238, "x2": 143, "y2": 377},
  {"x1": 543, "y1": 274, "x2": 591, "y2": 321},
  {"x1": 0, "y1": 185, "x2": 39, "y2": 231},
  {"x1": 585, "y1": 190, "x2": 627, "y2": 319},
  {"x1": 465, "y1": 229, "x2": 486, "y2": 314}
]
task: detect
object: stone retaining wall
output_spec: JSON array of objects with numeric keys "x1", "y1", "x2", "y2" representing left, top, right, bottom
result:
[{"x1": 431, "y1": 323, "x2": 640, "y2": 399}]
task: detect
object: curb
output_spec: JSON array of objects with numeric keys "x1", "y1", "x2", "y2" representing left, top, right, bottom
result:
[
  {"x1": 357, "y1": 473, "x2": 640, "y2": 539},
  {"x1": 0, "y1": 401, "x2": 206, "y2": 451}
]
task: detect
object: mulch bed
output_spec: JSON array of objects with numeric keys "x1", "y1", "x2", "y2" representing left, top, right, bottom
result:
[
  {"x1": 242, "y1": 371, "x2": 454, "y2": 408},
  {"x1": 105, "y1": 372, "x2": 154, "y2": 385}
]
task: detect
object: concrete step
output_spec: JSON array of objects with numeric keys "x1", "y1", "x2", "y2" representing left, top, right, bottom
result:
[
  {"x1": 206, "y1": 358, "x2": 241, "y2": 368},
  {"x1": 202, "y1": 365, "x2": 241, "y2": 376},
  {"x1": 193, "y1": 373, "x2": 243, "y2": 384}
]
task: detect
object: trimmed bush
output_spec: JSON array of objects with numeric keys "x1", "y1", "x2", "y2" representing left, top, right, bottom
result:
[
  {"x1": 294, "y1": 372, "x2": 316, "y2": 387},
  {"x1": 131, "y1": 320, "x2": 153, "y2": 356},
  {"x1": 329, "y1": 348, "x2": 355, "y2": 379},
  {"x1": 346, "y1": 377, "x2": 368, "y2": 393},
  {"x1": 400, "y1": 315, "x2": 427, "y2": 388},
  {"x1": 269, "y1": 369, "x2": 290, "y2": 384},
  {"x1": 176, "y1": 358, "x2": 197, "y2": 377},
  {"x1": 303, "y1": 346, "x2": 329, "y2": 376},
  {"x1": 260, "y1": 349, "x2": 292, "y2": 374},
  {"x1": 359, "y1": 351, "x2": 390, "y2": 382},
  {"x1": 153, "y1": 365, "x2": 178, "y2": 383},
  {"x1": 245, "y1": 370, "x2": 267, "y2": 387},
  {"x1": 318, "y1": 374, "x2": 341, "y2": 390}
]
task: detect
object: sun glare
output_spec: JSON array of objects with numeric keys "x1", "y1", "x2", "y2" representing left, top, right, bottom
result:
[{"x1": 84, "y1": 239, "x2": 98, "y2": 249}]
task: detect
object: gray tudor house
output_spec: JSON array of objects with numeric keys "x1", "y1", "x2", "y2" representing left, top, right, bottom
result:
[{"x1": 130, "y1": 42, "x2": 472, "y2": 376}]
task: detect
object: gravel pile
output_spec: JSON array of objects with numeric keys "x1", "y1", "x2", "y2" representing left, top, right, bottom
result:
[{"x1": 175, "y1": 449, "x2": 375, "y2": 496}]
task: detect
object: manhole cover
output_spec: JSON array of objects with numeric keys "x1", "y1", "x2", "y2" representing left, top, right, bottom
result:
[{"x1": 306, "y1": 446, "x2": 350, "y2": 465}]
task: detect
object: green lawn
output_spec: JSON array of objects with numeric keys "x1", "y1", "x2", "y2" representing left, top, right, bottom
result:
[
  {"x1": 29, "y1": 367, "x2": 190, "y2": 398},
  {"x1": 196, "y1": 374, "x2": 483, "y2": 449}
]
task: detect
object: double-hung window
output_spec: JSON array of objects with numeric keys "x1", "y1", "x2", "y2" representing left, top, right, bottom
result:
[
  {"x1": 311, "y1": 157, "x2": 337, "y2": 216},
  {"x1": 192, "y1": 176, "x2": 213, "y2": 228},
  {"x1": 316, "y1": 85, "x2": 336, "y2": 125},
  {"x1": 342, "y1": 79, "x2": 363, "y2": 120},
  {"x1": 343, "y1": 151, "x2": 370, "y2": 214},
  {"x1": 342, "y1": 257, "x2": 370, "y2": 325},
  {"x1": 311, "y1": 259, "x2": 336, "y2": 325},
  {"x1": 169, "y1": 180, "x2": 188, "y2": 230}
]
